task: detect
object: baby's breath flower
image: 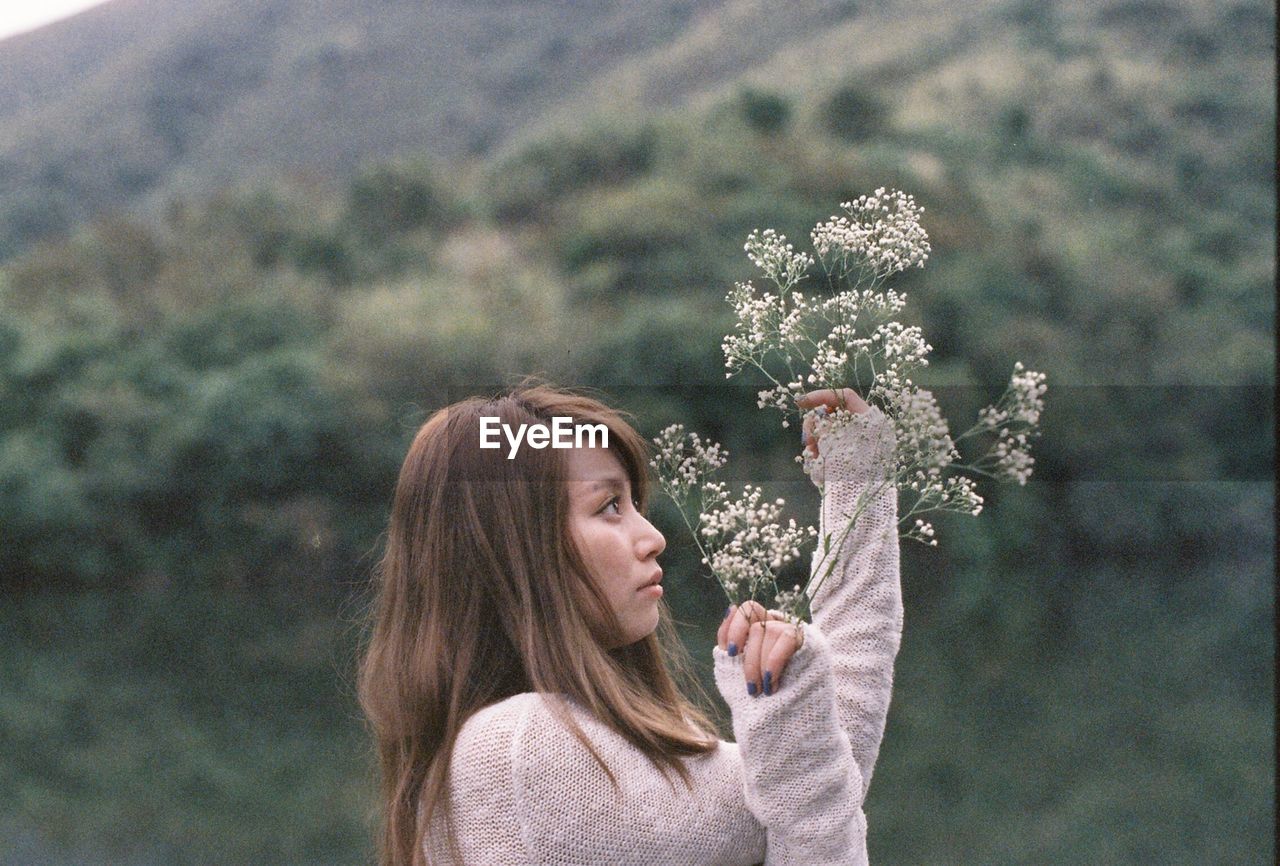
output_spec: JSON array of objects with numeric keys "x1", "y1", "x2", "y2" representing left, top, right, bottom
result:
[
  {"x1": 883, "y1": 386, "x2": 957, "y2": 481},
  {"x1": 667, "y1": 190, "x2": 1044, "y2": 619},
  {"x1": 967, "y1": 363, "x2": 1047, "y2": 486},
  {"x1": 811, "y1": 188, "x2": 931, "y2": 280},
  {"x1": 773, "y1": 584, "x2": 804, "y2": 612},
  {"x1": 904, "y1": 518, "x2": 938, "y2": 547},
  {"x1": 650, "y1": 424, "x2": 727, "y2": 503},
  {"x1": 744, "y1": 228, "x2": 814, "y2": 289},
  {"x1": 652, "y1": 426, "x2": 816, "y2": 609},
  {"x1": 1009, "y1": 362, "x2": 1048, "y2": 425}
]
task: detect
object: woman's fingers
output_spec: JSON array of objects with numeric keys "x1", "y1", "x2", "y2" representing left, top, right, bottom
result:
[
  {"x1": 796, "y1": 387, "x2": 869, "y2": 414},
  {"x1": 797, "y1": 387, "x2": 870, "y2": 456},
  {"x1": 716, "y1": 605, "x2": 734, "y2": 651},
  {"x1": 722, "y1": 604, "x2": 804, "y2": 696},
  {"x1": 741, "y1": 620, "x2": 802, "y2": 696},
  {"x1": 763, "y1": 625, "x2": 801, "y2": 694},
  {"x1": 757, "y1": 625, "x2": 783, "y2": 696},
  {"x1": 742, "y1": 619, "x2": 766, "y2": 695},
  {"x1": 723, "y1": 600, "x2": 767, "y2": 657}
]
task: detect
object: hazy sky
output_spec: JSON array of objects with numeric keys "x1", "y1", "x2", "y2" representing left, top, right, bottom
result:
[{"x1": 0, "y1": 0, "x2": 113, "y2": 42}]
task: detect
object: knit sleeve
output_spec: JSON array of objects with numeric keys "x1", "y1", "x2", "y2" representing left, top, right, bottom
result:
[
  {"x1": 713, "y1": 626, "x2": 868, "y2": 865},
  {"x1": 802, "y1": 406, "x2": 903, "y2": 801}
]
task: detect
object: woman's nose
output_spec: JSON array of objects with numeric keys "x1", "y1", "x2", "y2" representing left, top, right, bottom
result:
[{"x1": 637, "y1": 515, "x2": 666, "y2": 558}]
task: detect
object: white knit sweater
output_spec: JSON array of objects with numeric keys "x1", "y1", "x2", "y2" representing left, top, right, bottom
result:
[{"x1": 424, "y1": 408, "x2": 902, "y2": 865}]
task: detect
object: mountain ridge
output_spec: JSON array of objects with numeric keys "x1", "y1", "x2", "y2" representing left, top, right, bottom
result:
[
  {"x1": 0, "y1": 0, "x2": 738, "y2": 257},
  {"x1": 0, "y1": 0, "x2": 1271, "y2": 263}
]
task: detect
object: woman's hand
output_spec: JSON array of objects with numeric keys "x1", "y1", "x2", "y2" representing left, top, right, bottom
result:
[
  {"x1": 797, "y1": 387, "x2": 870, "y2": 457},
  {"x1": 717, "y1": 601, "x2": 804, "y2": 697}
]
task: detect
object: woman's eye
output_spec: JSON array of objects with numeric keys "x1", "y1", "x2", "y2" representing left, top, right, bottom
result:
[{"x1": 600, "y1": 495, "x2": 640, "y2": 516}]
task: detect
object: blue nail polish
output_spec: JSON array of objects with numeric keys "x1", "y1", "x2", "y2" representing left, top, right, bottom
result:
[
  {"x1": 800, "y1": 426, "x2": 807, "y2": 446},
  {"x1": 726, "y1": 605, "x2": 733, "y2": 617},
  {"x1": 747, "y1": 681, "x2": 757, "y2": 696},
  {"x1": 728, "y1": 642, "x2": 737, "y2": 657},
  {"x1": 763, "y1": 671, "x2": 772, "y2": 696}
]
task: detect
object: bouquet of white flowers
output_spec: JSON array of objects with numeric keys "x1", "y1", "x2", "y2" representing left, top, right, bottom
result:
[{"x1": 652, "y1": 188, "x2": 1047, "y2": 621}]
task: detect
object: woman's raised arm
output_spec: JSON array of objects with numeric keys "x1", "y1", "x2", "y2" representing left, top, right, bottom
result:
[{"x1": 799, "y1": 389, "x2": 903, "y2": 803}]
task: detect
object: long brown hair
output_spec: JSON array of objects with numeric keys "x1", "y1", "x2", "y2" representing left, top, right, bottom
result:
[{"x1": 358, "y1": 380, "x2": 718, "y2": 866}]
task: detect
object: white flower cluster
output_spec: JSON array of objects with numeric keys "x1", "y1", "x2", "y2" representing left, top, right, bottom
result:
[
  {"x1": 940, "y1": 474, "x2": 983, "y2": 516},
  {"x1": 725, "y1": 192, "x2": 1042, "y2": 552},
  {"x1": 876, "y1": 320, "x2": 931, "y2": 366},
  {"x1": 651, "y1": 426, "x2": 816, "y2": 610},
  {"x1": 756, "y1": 382, "x2": 805, "y2": 420},
  {"x1": 993, "y1": 437, "x2": 1035, "y2": 486},
  {"x1": 808, "y1": 338, "x2": 852, "y2": 385},
  {"x1": 811, "y1": 188, "x2": 931, "y2": 280},
  {"x1": 722, "y1": 280, "x2": 821, "y2": 387},
  {"x1": 1009, "y1": 362, "x2": 1048, "y2": 424},
  {"x1": 904, "y1": 518, "x2": 937, "y2": 546},
  {"x1": 701, "y1": 484, "x2": 815, "y2": 601},
  {"x1": 723, "y1": 281, "x2": 778, "y2": 373},
  {"x1": 970, "y1": 363, "x2": 1048, "y2": 486},
  {"x1": 822, "y1": 286, "x2": 909, "y2": 322},
  {"x1": 664, "y1": 189, "x2": 1046, "y2": 617},
  {"x1": 883, "y1": 386, "x2": 958, "y2": 486},
  {"x1": 650, "y1": 423, "x2": 727, "y2": 503},
  {"x1": 744, "y1": 229, "x2": 813, "y2": 289},
  {"x1": 772, "y1": 583, "x2": 804, "y2": 613}
]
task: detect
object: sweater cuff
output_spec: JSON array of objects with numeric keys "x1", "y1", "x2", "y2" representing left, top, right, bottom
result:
[
  {"x1": 802, "y1": 405, "x2": 896, "y2": 489},
  {"x1": 711, "y1": 624, "x2": 834, "y2": 716},
  {"x1": 711, "y1": 624, "x2": 866, "y2": 844}
]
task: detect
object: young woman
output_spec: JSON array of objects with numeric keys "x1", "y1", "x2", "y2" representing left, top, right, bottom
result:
[{"x1": 358, "y1": 381, "x2": 902, "y2": 865}]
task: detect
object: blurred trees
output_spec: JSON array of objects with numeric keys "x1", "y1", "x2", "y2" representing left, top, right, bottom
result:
[{"x1": 0, "y1": 67, "x2": 1272, "y2": 863}]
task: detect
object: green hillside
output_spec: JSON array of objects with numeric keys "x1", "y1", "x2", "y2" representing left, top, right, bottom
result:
[
  {"x1": 0, "y1": 0, "x2": 735, "y2": 260},
  {"x1": 0, "y1": 0, "x2": 1273, "y2": 862}
]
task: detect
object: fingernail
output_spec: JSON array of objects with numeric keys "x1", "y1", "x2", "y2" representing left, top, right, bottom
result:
[
  {"x1": 763, "y1": 671, "x2": 772, "y2": 696},
  {"x1": 728, "y1": 642, "x2": 737, "y2": 657},
  {"x1": 747, "y1": 681, "x2": 757, "y2": 696},
  {"x1": 800, "y1": 427, "x2": 807, "y2": 445}
]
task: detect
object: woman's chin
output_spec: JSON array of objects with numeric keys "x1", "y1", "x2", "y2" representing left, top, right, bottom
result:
[{"x1": 615, "y1": 612, "x2": 661, "y2": 648}]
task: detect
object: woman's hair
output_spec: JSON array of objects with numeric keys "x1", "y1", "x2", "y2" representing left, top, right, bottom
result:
[{"x1": 358, "y1": 379, "x2": 719, "y2": 866}]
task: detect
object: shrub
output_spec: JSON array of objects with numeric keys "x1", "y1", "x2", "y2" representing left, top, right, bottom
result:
[
  {"x1": 344, "y1": 159, "x2": 458, "y2": 241},
  {"x1": 737, "y1": 88, "x2": 792, "y2": 135},
  {"x1": 820, "y1": 83, "x2": 890, "y2": 143},
  {"x1": 485, "y1": 121, "x2": 661, "y2": 222}
]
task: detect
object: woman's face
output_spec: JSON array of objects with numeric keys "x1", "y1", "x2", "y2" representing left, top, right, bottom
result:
[{"x1": 565, "y1": 446, "x2": 667, "y2": 647}]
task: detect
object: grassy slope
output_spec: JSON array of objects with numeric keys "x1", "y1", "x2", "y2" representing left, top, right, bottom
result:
[
  {"x1": 0, "y1": 0, "x2": 733, "y2": 258},
  {"x1": 0, "y1": 0, "x2": 1273, "y2": 862}
]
